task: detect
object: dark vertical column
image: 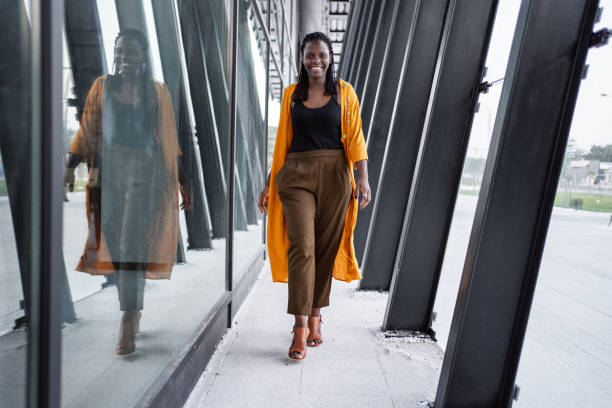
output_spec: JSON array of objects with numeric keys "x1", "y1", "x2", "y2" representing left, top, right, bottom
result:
[
  {"x1": 31, "y1": 0, "x2": 65, "y2": 406},
  {"x1": 227, "y1": 0, "x2": 239, "y2": 325},
  {"x1": 338, "y1": 0, "x2": 360, "y2": 79},
  {"x1": 0, "y1": 1, "x2": 34, "y2": 327},
  {"x1": 64, "y1": 0, "x2": 107, "y2": 119},
  {"x1": 63, "y1": 1, "x2": 109, "y2": 287},
  {"x1": 435, "y1": 1, "x2": 600, "y2": 406},
  {"x1": 196, "y1": 0, "x2": 231, "y2": 169},
  {"x1": 262, "y1": 0, "x2": 271, "y2": 248},
  {"x1": 352, "y1": 2, "x2": 383, "y2": 97},
  {"x1": 383, "y1": 0, "x2": 499, "y2": 332},
  {"x1": 151, "y1": 0, "x2": 214, "y2": 249},
  {"x1": 358, "y1": 0, "x2": 399, "y2": 134},
  {"x1": 178, "y1": 0, "x2": 228, "y2": 238},
  {"x1": 352, "y1": 0, "x2": 422, "y2": 263},
  {"x1": 359, "y1": 0, "x2": 451, "y2": 291},
  {"x1": 346, "y1": 0, "x2": 373, "y2": 84}
]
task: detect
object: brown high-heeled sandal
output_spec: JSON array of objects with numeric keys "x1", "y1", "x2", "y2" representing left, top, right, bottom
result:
[
  {"x1": 116, "y1": 311, "x2": 138, "y2": 355},
  {"x1": 307, "y1": 315, "x2": 323, "y2": 347},
  {"x1": 288, "y1": 326, "x2": 309, "y2": 360}
]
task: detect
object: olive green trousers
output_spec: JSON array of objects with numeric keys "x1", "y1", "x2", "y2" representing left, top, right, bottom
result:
[{"x1": 276, "y1": 149, "x2": 352, "y2": 316}]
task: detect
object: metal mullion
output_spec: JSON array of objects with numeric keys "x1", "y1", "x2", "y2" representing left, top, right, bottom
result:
[
  {"x1": 358, "y1": 0, "x2": 397, "y2": 128},
  {"x1": 435, "y1": 0, "x2": 600, "y2": 405},
  {"x1": 358, "y1": 0, "x2": 451, "y2": 291},
  {"x1": 338, "y1": 0, "x2": 359, "y2": 77},
  {"x1": 151, "y1": 0, "x2": 214, "y2": 249},
  {"x1": 353, "y1": 2, "x2": 383, "y2": 97},
  {"x1": 382, "y1": 0, "x2": 499, "y2": 333},
  {"x1": 226, "y1": 0, "x2": 239, "y2": 321},
  {"x1": 352, "y1": 0, "x2": 422, "y2": 264},
  {"x1": 262, "y1": 0, "x2": 271, "y2": 248},
  {"x1": 347, "y1": 0, "x2": 373, "y2": 83},
  {"x1": 30, "y1": 0, "x2": 64, "y2": 407}
]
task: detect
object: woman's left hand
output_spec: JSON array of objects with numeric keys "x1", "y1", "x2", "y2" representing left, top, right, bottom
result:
[
  {"x1": 180, "y1": 184, "x2": 193, "y2": 211},
  {"x1": 355, "y1": 178, "x2": 371, "y2": 209}
]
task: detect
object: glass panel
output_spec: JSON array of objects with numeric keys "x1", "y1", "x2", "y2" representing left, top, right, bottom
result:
[
  {"x1": 233, "y1": 0, "x2": 265, "y2": 286},
  {"x1": 0, "y1": 1, "x2": 34, "y2": 407},
  {"x1": 514, "y1": 2, "x2": 612, "y2": 406},
  {"x1": 60, "y1": 1, "x2": 228, "y2": 406},
  {"x1": 431, "y1": 0, "x2": 522, "y2": 349}
]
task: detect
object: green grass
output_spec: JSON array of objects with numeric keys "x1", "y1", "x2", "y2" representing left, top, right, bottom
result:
[
  {"x1": 554, "y1": 192, "x2": 612, "y2": 212},
  {"x1": 0, "y1": 179, "x2": 6, "y2": 196},
  {"x1": 459, "y1": 189, "x2": 612, "y2": 212}
]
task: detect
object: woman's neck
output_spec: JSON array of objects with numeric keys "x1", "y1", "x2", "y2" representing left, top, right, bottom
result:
[{"x1": 307, "y1": 76, "x2": 326, "y2": 91}]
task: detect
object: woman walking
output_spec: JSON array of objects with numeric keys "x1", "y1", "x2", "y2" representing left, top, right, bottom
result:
[
  {"x1": 65, "y1": 29, "x2": 191, "y2": 355},
  {"x1": 258, "y1": 32, "x2": 371, "y2": 360}
]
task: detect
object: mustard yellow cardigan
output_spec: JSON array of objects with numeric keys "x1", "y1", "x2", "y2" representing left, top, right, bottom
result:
[{"x1": 267, "y1": 79, "x2": 368, "y2": 283}]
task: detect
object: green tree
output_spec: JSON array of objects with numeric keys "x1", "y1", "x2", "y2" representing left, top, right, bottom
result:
[{"x1": 584, "y1": 144, "x2": 612, "y2": 162}]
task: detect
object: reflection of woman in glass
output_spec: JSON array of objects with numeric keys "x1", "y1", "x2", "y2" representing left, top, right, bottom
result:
[
  {"x1": 259, "y1": 32, "x2": 371, "y2": 360},
  {"x1": 65, "y1": 29, "x2": 191, "y2": 355}
]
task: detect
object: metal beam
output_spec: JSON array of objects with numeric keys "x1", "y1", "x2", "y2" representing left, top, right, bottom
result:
[
  {"x1": 339, "y1": 0, "x2": 362, "y2": 79},
  {"x1": 346, "y1": 0, "x2": 374, "y2": 84},
  {"x1": 151, "y1": 0, "x2": 214, "y2": 249},
  {"x1": 435, "y1": 0, "x2": 600, "y2": 405},
  {"x1": 383, "y1": 0, "x2": 499, "y2": 333},
  {"x1": 352, "y1": 2, "x2": 383, "y2": 97},
  {"x1": 33, "y1": 0, "x2": 65, "y2": 406},
  {"x1": 352, "y1": 0, "x2": 423, "y2": 264},
  {"x1": 178, "y1": 0, "x2": 228, "y2": 238},
  {"x1": 359, "y1": 0, "x2": 399, "y2": 134},
  {"x1": 227, "y1": 0, "x2": 239, "y2": 321},
  {"x1": 359, "y1": 0, "x2": 451, "y2": 291}
]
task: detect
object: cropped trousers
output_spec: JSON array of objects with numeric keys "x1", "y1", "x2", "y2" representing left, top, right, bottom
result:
[{"x1": 276, "y1": 149, "x2": 352, "y2": 316}]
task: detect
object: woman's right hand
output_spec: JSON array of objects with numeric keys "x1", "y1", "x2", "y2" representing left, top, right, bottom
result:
[{"x1": 258, "y1": 186, "x2": 270, "y2": 214}]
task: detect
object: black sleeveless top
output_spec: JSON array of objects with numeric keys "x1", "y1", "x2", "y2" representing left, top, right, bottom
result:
[{"x1": 289, "y1": 97, "x2": 343, "y2": 152}]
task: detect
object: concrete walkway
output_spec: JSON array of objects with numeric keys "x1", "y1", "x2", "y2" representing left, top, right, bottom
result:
[{"x1": 184, "y1": 265, "x2": 443, "y2": 408}]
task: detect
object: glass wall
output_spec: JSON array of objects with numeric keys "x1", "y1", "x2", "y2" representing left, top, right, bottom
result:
[
  {"x1": 513, "y1": 1, "x2": 612, "y2": 406},
  {"x1": 0, "y1": 1, "x2": 36, "y2": 407},
  {"x1": 233, "y1": 0, "x2": 266, "y2": 286},
  {"x1": 431, "y1": 0, "x2": 522, "y2": 349},
  {"x1": 60, "y1": 0, "x2": 231, "y2": 406}
]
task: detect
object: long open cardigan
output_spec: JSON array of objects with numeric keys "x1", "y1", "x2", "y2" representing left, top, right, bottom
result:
[
  {"x1": 267, "y1": 79, "x2": 368, "y2": 283},
  {"x1": 69, "y1": 75, "x2": 181, "y2": 279}
]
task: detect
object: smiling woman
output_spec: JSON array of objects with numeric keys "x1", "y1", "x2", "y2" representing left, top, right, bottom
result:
[{"x1": 258, "y1": 32, "x2": 370, "y2": 361}]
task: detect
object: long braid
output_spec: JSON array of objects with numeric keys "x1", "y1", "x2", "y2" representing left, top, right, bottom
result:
[{"x1": 292, "y1": 32, "x2": 337, "y2": 102}]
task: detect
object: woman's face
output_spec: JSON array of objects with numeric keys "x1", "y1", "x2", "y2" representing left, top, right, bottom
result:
[
  {"x1": 114, "y1": 36, "x2": 145, "y2": 77},
  {"x1": 302, "y1": 40, "x2": 331, "y2": 80}
]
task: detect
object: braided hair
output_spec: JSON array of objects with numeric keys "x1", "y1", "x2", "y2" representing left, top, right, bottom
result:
[
  {"x1": 292, "y1": 32, "x2": 337, "y2": 102},
  {"x1": 108, "y1": 29, "x2": 157, "y2": 124}
]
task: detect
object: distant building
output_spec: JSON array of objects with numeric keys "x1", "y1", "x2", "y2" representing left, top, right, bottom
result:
[{"x1": 570, "y1": 160, "x2": 612, "y2": 188}]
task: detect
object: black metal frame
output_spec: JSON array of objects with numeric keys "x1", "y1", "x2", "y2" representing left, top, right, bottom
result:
[
  {"x1": 5, "y1": 0, "x2": 284, "y2": 407},
  {"x1": 383, "y1": 0, "x2": 499, "y2": 333},
  {"x1": 352, "y1": 0, "x2": 421, "y2": 263},
  {"x1": 435, "y1": 0, "x2": 600, "y2": 405},
  {"x1": 359, "y1": 0, "x2": 451, "y2": 291},
  {"x1": 30, "y1": 0, "x2": 65, "y2": 407}
]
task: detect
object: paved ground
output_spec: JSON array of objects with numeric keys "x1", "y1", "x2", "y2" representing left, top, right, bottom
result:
[
  {"x1": 0, "y1": 192, "x2": 263, "y2": 408},
  {"x1": 432, "y1": 195, "x2": 612, "y2": 407},
  {"x1": 184, "y1": 194, "x2": 612, "y2": 408},
  {"x1": 184, "y1": 266, "x2": 444, "y2": 408}
]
